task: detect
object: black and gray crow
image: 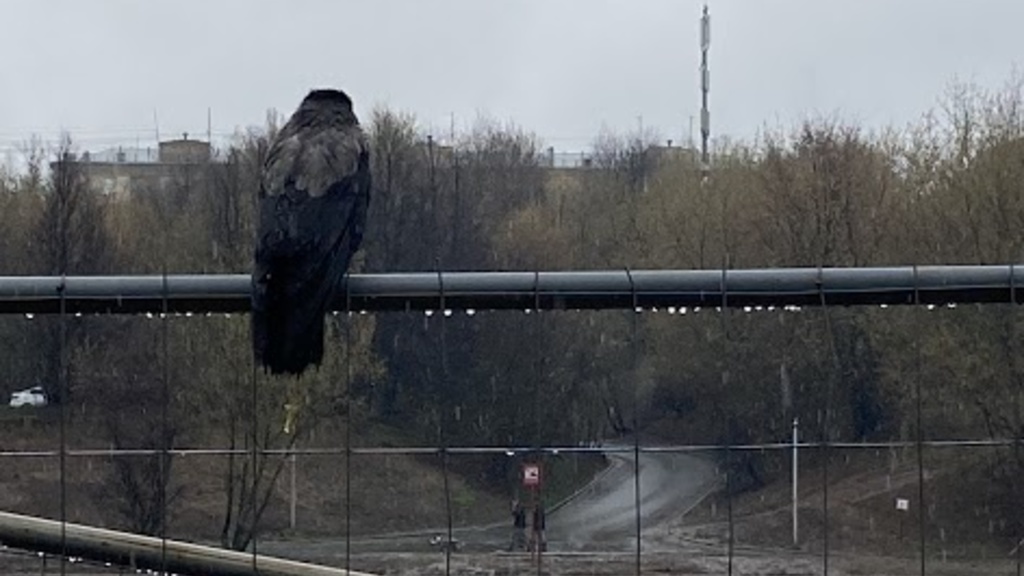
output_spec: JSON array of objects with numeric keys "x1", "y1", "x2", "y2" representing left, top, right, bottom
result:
[{"x1": 252, "y1": 88, "x2": 371, "y2": 376}]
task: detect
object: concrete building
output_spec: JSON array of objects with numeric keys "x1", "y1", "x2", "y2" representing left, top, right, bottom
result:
[
  {"x1": 56, "y1": 135, "x2": 214, "y2": 199},
  {"x1": 539, "y1": 142, "x2": 699, "y2": 195}
]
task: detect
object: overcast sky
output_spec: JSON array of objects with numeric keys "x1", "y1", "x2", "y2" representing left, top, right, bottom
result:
[{"x1": 2, "y1": 0, "x2": 1022, "y2": 158}]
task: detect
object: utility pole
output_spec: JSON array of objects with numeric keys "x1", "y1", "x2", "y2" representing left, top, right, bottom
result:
[
  {"x1": 792, "y1": 417, "x2": 799, "y2": 546},
  {"x1": 290, "y1": 452, "x2": 297, "y2": 530},
  {"x1": 638, "y1": 115, "x2": 648, "y2": 194},
  {"x1": 699, "y1": 4, "x2": 711, "y2": 183}
]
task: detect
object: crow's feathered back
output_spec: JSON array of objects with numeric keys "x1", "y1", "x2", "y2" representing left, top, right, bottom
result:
[{"x1": 252, "y1": 88, "x2": 371, "y2": 376}]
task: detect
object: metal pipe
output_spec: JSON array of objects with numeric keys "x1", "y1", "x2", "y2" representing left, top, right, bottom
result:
[
  {"x1": 0, "y1": 265, "x2": 1022, "y2": 314},
  {"x1": 0, "y1": 511, "x2": 374, "y2": 576}
]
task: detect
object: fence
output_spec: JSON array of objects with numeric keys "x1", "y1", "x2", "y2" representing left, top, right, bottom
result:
[{"x1": 0, "y1": 265, "x2": 1021, "y2": 576}]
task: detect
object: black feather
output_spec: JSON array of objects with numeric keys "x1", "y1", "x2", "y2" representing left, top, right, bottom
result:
[{"x1": 252, "y1": 88, "x2": 371, "y2": 376}]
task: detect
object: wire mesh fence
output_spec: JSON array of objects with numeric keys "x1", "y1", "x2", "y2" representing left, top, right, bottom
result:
[{"x1": 0, "y1": 269, "x2": 1021, "y2": 576}]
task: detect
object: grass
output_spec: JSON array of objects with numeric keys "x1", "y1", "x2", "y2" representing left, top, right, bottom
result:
[
  {"x1": 0, "y1": 413, "x2": 608, "y2": 545},
  {"x1": 676, "y1": 446, "x2": 1021, "y2": 561}
]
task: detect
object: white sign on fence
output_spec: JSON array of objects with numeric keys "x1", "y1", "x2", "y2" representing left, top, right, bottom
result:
[{"x1": 895, "y1": 498, "x2": 910, "y2": 511}]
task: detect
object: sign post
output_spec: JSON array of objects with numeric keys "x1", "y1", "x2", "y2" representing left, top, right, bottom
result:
[
  {"x1": 522, "y1": 463, "x2": 543, "y2": 567},
  {"x1": 522, "y1": 464, "x2": 540, "y2": 488},
  {"x1": 896, "y1": 498, "x2": 910, "y2": 539}
]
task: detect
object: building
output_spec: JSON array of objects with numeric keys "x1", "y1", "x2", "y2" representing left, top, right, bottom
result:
[
  {"x1": 539, "y1": 141, "x2": 700, "y2": 195},
  {"x1": 55, "y1": 134, "x2": 215, "y2": 199}
]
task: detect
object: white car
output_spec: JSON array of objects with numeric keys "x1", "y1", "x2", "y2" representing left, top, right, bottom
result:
[{"x1": 9, "y1": 386, "x2": 47, "y2": 408}]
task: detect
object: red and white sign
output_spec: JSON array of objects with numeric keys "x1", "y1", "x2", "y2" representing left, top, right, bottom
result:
[{"x1": 522, "y1": 464, "x2": 541, "y2": 487}]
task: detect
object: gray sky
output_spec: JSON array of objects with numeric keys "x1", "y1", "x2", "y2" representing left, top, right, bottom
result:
[{"x1": 2, "y1": 0, "x2": 1022, "y2": 158}]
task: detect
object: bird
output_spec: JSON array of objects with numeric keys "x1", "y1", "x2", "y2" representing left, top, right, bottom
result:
[{"x1": 251, "y1": 88, "x2": 371, "y2": 377}]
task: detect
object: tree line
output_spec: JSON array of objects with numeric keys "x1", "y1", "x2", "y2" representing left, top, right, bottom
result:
[{"x1": 1, "y1": 74, "x2": 1023, "y2": 545}]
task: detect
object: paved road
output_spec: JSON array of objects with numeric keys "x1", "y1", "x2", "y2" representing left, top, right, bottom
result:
[
  {"x1": 545, "y1": 446, "x2": 718, "y2": 551},
  {"x1": 261, "y1": 445, "x2": 719, "y2": 561}
]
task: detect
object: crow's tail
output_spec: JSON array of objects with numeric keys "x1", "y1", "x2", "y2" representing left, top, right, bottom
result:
[
  {"x1": 252, "y1": 274, "x2": 327, "y2": 377},
  {"x1": 252, "y1": 229, "x2": 355, "y2": 377}
]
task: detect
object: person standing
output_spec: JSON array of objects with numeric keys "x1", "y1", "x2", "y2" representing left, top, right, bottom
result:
[
  {"x1": 530, "y1": 503, "x2": 547, "y2": 553},
  {"x1": 508, "y1": 499, "x2": 527, "y2": 551}
]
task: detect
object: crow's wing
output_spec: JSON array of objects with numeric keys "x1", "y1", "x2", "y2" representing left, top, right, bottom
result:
[{"x1": 262, "y1": 126, "x2": 367, "y2": 200}]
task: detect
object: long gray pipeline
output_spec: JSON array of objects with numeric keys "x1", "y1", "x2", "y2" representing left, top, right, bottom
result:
[
  {"x1": 0, "y1": 511, "x2": 374, "y2": 576},
  {"x1": 0, "y1": 265, "x2": 1020, "y2": 314}
]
